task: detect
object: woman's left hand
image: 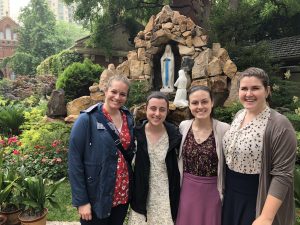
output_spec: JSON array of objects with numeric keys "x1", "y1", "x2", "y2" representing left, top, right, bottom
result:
[{"x1": 252, "y1": 215, "x2": 272, "y2": 225}]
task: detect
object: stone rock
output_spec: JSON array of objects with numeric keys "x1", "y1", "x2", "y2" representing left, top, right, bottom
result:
[
  {"x1": 192, "y1": 49, "x2": 212, "y2": 79},
  {"x1": 185, "y1": 36, "x2": 193, "y2": 47},
  {"x1": 223, "y1": 59, "x2": 237, "y2": 79},
  {"x1": 129, "y1": 60, "x2": 144, "y2": 78},
  {"x1": 181, "y1": 56, "x2": 195, "y2": 73},
  {"x1": 192, "y1": 36, "x2": 206, "y2": 47},
  {"x1": 194, "y1": 26, "x2": 204, "y2": 36},
  {"x1": 178, "y1": 44, "x2": 195, "y2": 56},
  {"x1": 224, "y1": 72, "x2": 240, "y2": 107},
  {"x1": 144, "y1": 32, "x2": 152, "y2": 40},
  {"x1": 182, "y1": 30, "x2": 191, "y2": 37},
  {"x1": 127, "y1": 51, "x2": 138, "y2": 61},
  {"x1": 64, "y1": 114, "x2": 79, "y2": 123},
  {"x1": 116, "y1": 61, "x2": 130, "y2": 77},
  {"x1": 67, "y1": 96, "x2": 99, "y2": 116},
  {"x1": 186, "y1": 18, "x2": 195, "y2": 31},
  {"x1": 89, "y1": 84, "x2": 99, "y2": 93},
  {"x1": 99, "y1": 64, "x2": 116, "y2": 91},
  {"x1": 146, "y1": 46, "x2": 159, "y2": 55},
  {"x1": 136, "y1": 31, "x2": 145, "y2": 39},
  {"x1": 207, "y1": 57, "x2": 222, "y2": 76},
  {"x1": 210, "y1": 76, "x2": 228, "y2": 92},
  {"x1": 212, "y1": 43, "x2": 221, "y2": 56},
  {"x1": 162, "y1": 22, "x2": 174, "y2": 30},
  {"x1": 180, "y1": 20, "x2": 187, "y2": 33},
  {"x1": 46, "y1": 89, "x2": 67, "y2": 118},
  {"x1": 216, "y1": 48, "x2": 230, "y2": 66},
  {"x1": 155, "y1": 5, "x2": 173, "y2": 24},
  {"x1": 172, "y1": 12, "x2": 186, "y2": 25},
  {"x1": 151, "y1": 29, "x2": 172, "y2": 46},
  {"x1": 137, "y1": 48, "x2": 146, "y2": 61},
  {"x1": 143, "y1": 63, "x2": 152, "y2": 76},
  {"x1": 191, "y1": 78, "x2": 209, "y2": 87},
  {"x1": 90, "y1": 91, "x2": 105, "y2": 102},
  {"x1": 134, "y1": 38, "x2": 147, "y2": 48},
  {"x1": 144, "y1": 15, "x2": 155, "y2": 33}
]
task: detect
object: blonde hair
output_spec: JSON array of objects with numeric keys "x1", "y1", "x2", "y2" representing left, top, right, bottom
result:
[{"x1": 104, "y1": 75, "x2": 131, "y2": 92}]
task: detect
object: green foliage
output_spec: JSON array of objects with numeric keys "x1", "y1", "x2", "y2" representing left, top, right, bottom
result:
[
  {"x1": 46, "y1": 181, "x2": 78, "y2": 221},
  {"x1": 214, "y1": 102, "x2": 243, "y2": 124},
  {"x1": 126, "y1": 80, "x2": 151, "y2": 108},
  {"x1": 63, "y1": 0, "x2": 171, "y2": 49},
  {"x1": 9, "y1": 52, "x2": 40, "y2": 76},
  {"x1": 284, "y1": 113, "x2": 300, "y2": 131},
  {"x1": 20, "y1": 104, "x2": 71, "y2": 151},
  {"x1": 37, "y1": 50, "x2": 84, "y2": 77},
  {"x1": 0, "y1": 105, "x2": 25, "y2": 136},
  {"x1": 56, "y1": 58, "x2": 103, "y2": 102},
  {"x1": 296, "y1": 132, "x2": 300, "y2": 165},
  {"x1": 295, "y1": 165, "x2": 300, "y2": 208},
  {"x1": 21, "y1": 176, "x2": 65, "y2": 216}
]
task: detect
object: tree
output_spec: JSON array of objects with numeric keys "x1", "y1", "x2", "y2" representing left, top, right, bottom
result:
[{"x1": 11, "y1": 0, "x2": 71, "y2": 75}]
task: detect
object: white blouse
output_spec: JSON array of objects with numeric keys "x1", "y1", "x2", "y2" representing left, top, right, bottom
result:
[{"x1": 223, "y1": 107, "x2": 270, "y2": 174}]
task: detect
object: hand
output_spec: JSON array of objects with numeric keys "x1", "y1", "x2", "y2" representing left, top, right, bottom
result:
[
  {"x1": 252, "y1": 215, "x2": 273, "y2": 225},
  {"x1": 78, "y1": 203, "x2": 92, "y2": 221}
]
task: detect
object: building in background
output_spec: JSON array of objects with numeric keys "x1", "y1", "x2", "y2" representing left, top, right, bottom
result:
[
  {"x1": 0, "y1": 15, "x2": 18, "y2": 79},
  {"x1": 0, "y1": 0, "x2": 9, "y2": 18},
  {"x1": 47, "y1": 0, "x2": 75, "y2": 23}
]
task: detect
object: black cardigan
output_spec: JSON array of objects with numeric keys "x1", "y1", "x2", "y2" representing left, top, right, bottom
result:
[{"x1": 130, "y1": 120, "x2": 182, "y2": 222}]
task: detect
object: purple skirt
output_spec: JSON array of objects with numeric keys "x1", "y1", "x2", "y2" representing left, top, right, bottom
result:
[{"x1": 176, "y1": 172, "x2": 221, "y2": 225}]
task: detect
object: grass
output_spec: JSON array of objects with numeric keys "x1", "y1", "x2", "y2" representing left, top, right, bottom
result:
[{"x1": 46, "y1": 180, "x2": 79, "y2": 221}]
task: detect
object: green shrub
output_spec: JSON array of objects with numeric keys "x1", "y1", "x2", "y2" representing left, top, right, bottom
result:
[
  {"x1": 126, "y1": 80, "x2": 151, "y2": 108},
  {"x1": 296, "y1": 132, "x2": 300, "y2": 165},
  {"x1": 20, "y1": 105, "x2": 71, "y2": 150},
  {"x1": 284, "y1": 113, "x2": 300, "y2": 132},
  {"x1": 37, "y1": 50, "x2": 83, "y2": 77},
  {"x1": 56, "y1": 58, "x2": 103, "y2": 102},
  {"x1": 0, "y1": 104, "x2": 25, "y2": 136},
  {"x1": 214, "y1": 102, "x2": 243, "y2": 124}
]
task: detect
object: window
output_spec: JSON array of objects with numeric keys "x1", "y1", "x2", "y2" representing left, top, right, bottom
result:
[{"x1": 5, "y1": 27, "x2": 11, "y2": 40}]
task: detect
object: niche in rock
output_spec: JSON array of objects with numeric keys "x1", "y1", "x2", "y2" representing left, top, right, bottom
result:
[{"x1": 152, "y1": 41, "x2": 181, "y2": 91}]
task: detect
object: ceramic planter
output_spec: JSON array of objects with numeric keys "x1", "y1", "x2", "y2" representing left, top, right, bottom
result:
[
  {"x1": 0, "y1": 214, "x2": 7, "y2": 225},
  {"x1": 0, "y1": 208, "x2": 22, "y2": 225},
  {"x1": 18, "y1": 208, "x2": 48, "y2": 225}
]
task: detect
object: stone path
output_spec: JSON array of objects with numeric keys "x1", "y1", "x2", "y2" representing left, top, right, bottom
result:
[{"x1": 47, "y1": 221, "x2": 80, "y2": 225}]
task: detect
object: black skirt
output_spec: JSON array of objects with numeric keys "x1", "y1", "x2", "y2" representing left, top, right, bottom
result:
[{"x1": 222, "y1": 166, "x2": 259, "y2": 225}]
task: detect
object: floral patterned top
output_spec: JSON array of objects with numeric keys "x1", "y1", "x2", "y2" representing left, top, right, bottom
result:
[
  {"x1": 103, "y1": 107, "x2": 131, "y2": 207},
  {"x1": 182, "y1": 128, "x2": 218, "y2": 177},
  {"x1": 223, "y1": 107, "x2": 270, "y2": 174}
]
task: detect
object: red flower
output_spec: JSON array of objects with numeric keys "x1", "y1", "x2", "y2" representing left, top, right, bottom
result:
[
  {"x1": 12, "y1": 149, "x2": 20, "y2": 155},
  {"x1": 52, "y1": 140, "x2": 60, "y2": 148},
  {"x1": 8, "y1": 136, "x2": 18, "y2": 145},
  {"x1": 56, "y1": 158, "x2": 62, "y2": 163},
  {"x1": 0, "y1": 139, "x2": 5, "y2": 146},
  {"x1": 41, "y1": 158, "x2": 47, "y2": 163}
]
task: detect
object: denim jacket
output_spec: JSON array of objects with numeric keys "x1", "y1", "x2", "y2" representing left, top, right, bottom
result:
[{"x1": 68, "y1": 103, "x2": 135, "y2": 219}]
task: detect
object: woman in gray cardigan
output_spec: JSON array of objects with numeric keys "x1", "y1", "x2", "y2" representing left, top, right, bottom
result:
[
  {"x1": 176, "y1": 86, "x2": 230, "y2": 225},
  {"x1": 222, "y1": 67, "x2": 297, "y2": 225}
]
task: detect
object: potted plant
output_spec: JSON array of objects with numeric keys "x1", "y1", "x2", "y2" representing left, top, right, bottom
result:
[
  {"x1": 0, "y1": 138, "x2": 23, "y2": 225},
  {"x1": 18, "y1": 176, "x2": 65, "y2": 225}
]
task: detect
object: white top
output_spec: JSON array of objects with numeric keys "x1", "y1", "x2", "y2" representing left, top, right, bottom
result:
[{"x1": 223, "y1": 107, "x2": 270, "y2": 174}]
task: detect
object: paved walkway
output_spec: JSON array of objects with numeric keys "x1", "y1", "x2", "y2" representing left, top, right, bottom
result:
[{"x1": 47, "y1": 221, "x2": 80, "y2": 225}]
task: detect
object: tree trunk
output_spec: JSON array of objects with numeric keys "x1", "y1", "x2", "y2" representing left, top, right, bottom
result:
[{"x1": 172, "y1": 0, "x2": 212, "y2": 29}]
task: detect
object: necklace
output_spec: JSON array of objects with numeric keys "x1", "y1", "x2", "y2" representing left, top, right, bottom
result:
[{"x1": 192, "y1": 128, "x2": 212, "y2": 144}]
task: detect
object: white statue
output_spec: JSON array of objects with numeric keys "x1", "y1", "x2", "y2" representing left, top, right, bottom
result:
[
  {"x1": 160, "y1": 44, "x2": 174, "y2": 93},
  {"x1": 173, "y1": 69, "x2": 188, "y2": 107}
]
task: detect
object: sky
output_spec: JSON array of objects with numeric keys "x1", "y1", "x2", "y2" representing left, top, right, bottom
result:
[{"x1": 10, "y1": 0, "x2": 30, "y2": 22}]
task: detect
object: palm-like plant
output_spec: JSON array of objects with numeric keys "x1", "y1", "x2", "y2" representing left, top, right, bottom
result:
[
  {"x1": 21, "y1": 176, "x2": 65, "y2": 217},
  {"x1": 0, "y1": 105, "x2": 25, "y2": 136}
]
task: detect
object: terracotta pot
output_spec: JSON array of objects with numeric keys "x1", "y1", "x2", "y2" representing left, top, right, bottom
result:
[
  {"x1": 0, "y1": 208, "x2": 22, "y2": 225},
  {"x1": 18, "y1": 208, "x2": 48, "y2": 225},
  {"x1": 0, "y1": 215, "x2": 7, "y2": 225}
]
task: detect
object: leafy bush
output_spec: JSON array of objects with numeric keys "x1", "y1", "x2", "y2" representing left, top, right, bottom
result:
[
  {"x1": 56, "y1": 58, "x2": 103, "y2": 102},
  {"x1": 296, "y1": 132, "x2": 300, "y2": 165},
  {"x1": 37, "y1": 50, "x2": 83, "y2": 77},
  {"x1": 284, "y1": 113, "x2": 300, "y2": 132},
  {"x1": 214, "y1": 102, "x2": 243, "y2": 124},
  {"x1": 9, "y1": 52, "x2": 40, "y2": 76},
  {"x1": 20, "y1": 104, "x2": 71, "y2": 151},
  {"x1": 0, "y1": 104, "x2": 25, "y2": 136},
  {"x1": 126, "y1": 80, "x2": 151, "y2": 108}
]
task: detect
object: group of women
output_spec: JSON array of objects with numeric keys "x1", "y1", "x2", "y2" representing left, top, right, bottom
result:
[{"x1": 68, "y1": 67, "x2": 297, "y2": 225}]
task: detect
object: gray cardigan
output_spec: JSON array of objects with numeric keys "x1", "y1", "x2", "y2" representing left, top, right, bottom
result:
[
  {"x1": 178, "y1": 118, "x2": 230, "y2": 200},
  {"x1": 256, "y1": 109, "x2": 297, "y2": 225}
]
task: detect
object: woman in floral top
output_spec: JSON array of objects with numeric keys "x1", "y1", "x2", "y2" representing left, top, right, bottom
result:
[
  {"x1": 68, "y1": 75, "x2": 135, "y2": 225},
  {"x1": 176, "y1": 86, "x2": 230, "y2": 225}
]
